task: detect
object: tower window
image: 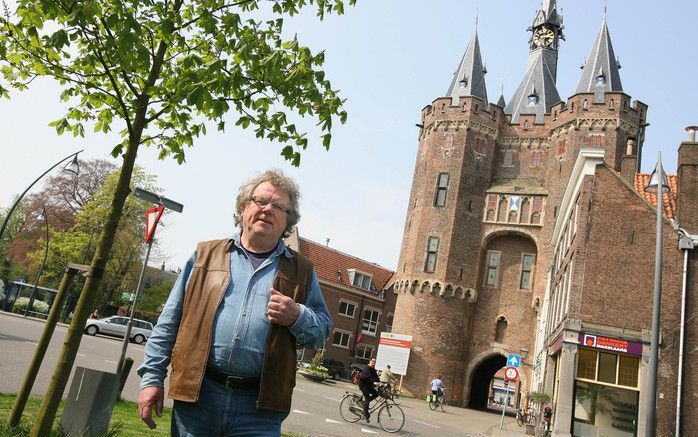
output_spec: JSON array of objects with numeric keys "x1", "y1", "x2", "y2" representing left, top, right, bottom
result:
[
  {"x1": 459, "y1": 78, "x2": 468, "y2": 89},
  {"x1": 557, "y1": 139, "x2": 566, "y2": 156},
  {"x1": 527, "y1": 94, "x2": 539, "y2": 106},
  {"x1": 484, "y1": 250, "x2": 501, "y2": 287},
  {"x1": 500, "y1": 150, "x2": 514, "y2": 167},
  {"x1": 589, "y1": 134, "x2": 605, "y2": 149},
  {"x1": 531, "y1": 150, "x2": 542, "y2": 168},
  {"x1": 473, "y1": 138, "x2": 486, "y2": 155},
  {"x1": 434, "y1": 172, "x2": 449, "y2": 207},
  {"x1": 520, "y1": 254, "x2": 536, "y2": 290},
  {"x1": 595, "y1": 74, "x2": 606, "y2": 85},
  {"x1": 424, "y1": 237, "x2": 439, "y2": 273},
  {"x1": 495, "y1": 316, "x2": 507, "y2": 342}
]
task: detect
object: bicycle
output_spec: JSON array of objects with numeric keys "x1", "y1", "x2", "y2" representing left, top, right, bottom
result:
[
  {"x1": 339, "y1": 389, "x2": 405, "y2": 433},
  {"x1": 384, "y1": 384, "x2": 403, "y2": 405},
  {"x1": 516, "y1": 407, "x2": 536, "y2": 427},
  {"x1": 427, "y1": 392, "x2": 448, "y2": 412}
]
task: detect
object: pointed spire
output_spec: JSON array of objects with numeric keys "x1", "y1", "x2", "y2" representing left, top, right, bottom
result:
[
  {"x1": 496, "y1": 80, "x2": 506, "y2": 108},
  {"x1": 446, "y1": 29, "x2": 488, "y2": 105},
  {"x1": 575, "y1": 13, "x2": 623, "y2": 102}
]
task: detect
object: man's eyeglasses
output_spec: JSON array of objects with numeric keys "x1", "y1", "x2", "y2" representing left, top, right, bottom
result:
[{"x1": 250, "y1": 196, "x2": 290, "y2": 214}]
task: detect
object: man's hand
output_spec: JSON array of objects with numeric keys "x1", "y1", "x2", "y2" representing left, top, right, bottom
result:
[
  {"x1": 267, "y1": 288, "x2": 301, "y2": 326},
  {"x1": 138, "y1": 386, "x2": 164, "y2": 430}
]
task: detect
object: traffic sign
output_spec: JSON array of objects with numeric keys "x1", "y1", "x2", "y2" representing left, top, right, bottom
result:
[
  {"x1": 507, "y1": 353, "x2": 521, "y2": 368},
  {"x1": 504, "y1": 366, "x2": 519, "y2": 381},
  {"x1": 145, "y1": 205, "x2": 165, "y2": 243}
]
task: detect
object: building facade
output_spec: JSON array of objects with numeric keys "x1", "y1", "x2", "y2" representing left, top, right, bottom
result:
[
  {"x1": 286, "y1": 232, "x2": 396, "y2": 370},
  {"x1": 390, "y1": 1, "x2": 697, "y2": 436}
]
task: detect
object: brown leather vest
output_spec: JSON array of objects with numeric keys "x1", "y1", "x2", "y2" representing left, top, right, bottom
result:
[{"x1": 168, "y1": 238, "x2": 312, "y2": 413}]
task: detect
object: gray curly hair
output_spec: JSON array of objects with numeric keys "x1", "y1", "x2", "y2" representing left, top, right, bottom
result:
[{"x1": 233, "y1": 169, "x2": 301, "y2": 238}]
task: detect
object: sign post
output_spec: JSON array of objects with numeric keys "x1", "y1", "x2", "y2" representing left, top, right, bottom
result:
[
  {"x1": 499, "y1": 366, "x2": 519, "y2": 431},
  {"x1": 116, "y1": 188, "x2": 183, "y2": 374}
]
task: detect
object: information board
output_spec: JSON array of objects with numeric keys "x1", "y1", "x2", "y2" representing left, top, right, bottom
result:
[{"x1": 375, "y1": 332, "x2": 413, "y2": 376}]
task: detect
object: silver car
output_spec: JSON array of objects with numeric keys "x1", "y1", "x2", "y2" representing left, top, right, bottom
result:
[{"x1": 84, "y1": 316, "x2": 153, "y2": 344}]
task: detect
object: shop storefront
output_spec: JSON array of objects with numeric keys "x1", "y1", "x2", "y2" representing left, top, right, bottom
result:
[{"x1": 571, "y1": 333, "x2": 642, "y2": 437}]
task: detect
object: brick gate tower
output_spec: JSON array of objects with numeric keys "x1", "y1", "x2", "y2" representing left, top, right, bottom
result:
[{"x1": 391, "y1": 0, "x2": 647, "y2": 408}]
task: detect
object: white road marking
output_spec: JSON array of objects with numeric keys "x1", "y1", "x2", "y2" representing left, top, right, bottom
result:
[
  {"x1": 294, "y1": 388, "x2": 306, "y2": 393},
  {"x1": 292, "y1": 409, "x2": 309, "y2": 415},
  {"x1": 323, "y1": 395, "x2": 338, "y2": 401},
  {"x1": 413, "y1": 419, "x2": 440, "y2": 428},
  {"x1": 360, "y1": 429, "x2": 378, "y2": 434},
  {"x1": 24, "y1": 341, "x2": 37, "y2": 345},
  {"x1": 104, "y1": 360, "x2": 118, "y2": 365},
  {"x1": 77, "y1": 353, "x2": 86, "y2": 357},
  {"x1": 325, "y1": 418, "x2": 341, "y2": 423}
]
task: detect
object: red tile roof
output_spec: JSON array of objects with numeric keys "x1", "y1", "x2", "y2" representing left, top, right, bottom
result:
[
  {"x1": 634, "y1": 173, "x2": 678, "y2": 219},
  {"x1": 298, "y1": 238, "x2": 395, "y2": 291}
]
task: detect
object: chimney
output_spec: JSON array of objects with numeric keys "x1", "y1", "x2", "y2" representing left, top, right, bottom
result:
[
  {"x1": 620, "y1": 137, "x2": 637, "y2": 184},
  {"x1": 677, "y1": 126, "x2": 698, "y2": 231}
]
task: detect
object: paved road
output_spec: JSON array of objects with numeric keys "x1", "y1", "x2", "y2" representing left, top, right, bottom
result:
[{"x1": 0, "y1": 312, "x2": 527, "y2": 436}]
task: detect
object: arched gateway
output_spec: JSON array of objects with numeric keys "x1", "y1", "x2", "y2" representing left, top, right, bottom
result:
[{"x1": 466, "y1": 354, "x2": 507, "y2": 410}]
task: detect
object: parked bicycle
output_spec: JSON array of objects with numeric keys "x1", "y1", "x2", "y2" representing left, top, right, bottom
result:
[
  {"x1": 339, "y1": 388, "x2": 405, "y2": 433},
  {"x1": 427, "y1": 391, "x2": 448, "y2": 412},
  {"x1": 516, "y1": 407, "x2": 536, "y2": 427}
]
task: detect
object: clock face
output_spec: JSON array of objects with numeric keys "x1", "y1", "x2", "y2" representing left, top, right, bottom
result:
[{"x1": 533, "y1": 28, "x2": 555, "y2": 47}]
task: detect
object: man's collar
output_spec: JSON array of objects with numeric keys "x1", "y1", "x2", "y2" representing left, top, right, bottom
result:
[{"x1": 229, "y1": 232, "x2": 293, "y2": 259}]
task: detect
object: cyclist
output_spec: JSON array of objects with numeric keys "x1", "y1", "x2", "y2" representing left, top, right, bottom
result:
[
  {"x1": 429, "y1": 375, "x2": 446, "y2": 403},
  {"x1": 358, "y1": 357, "x2": 380, "y2": 422},
  {"x1": 379, "y1": 364, "x2": 395, "y2": 391}
]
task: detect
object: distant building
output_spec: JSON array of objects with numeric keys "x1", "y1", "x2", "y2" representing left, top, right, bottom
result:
[
  {"x1": 390, "y1": 1, "x2": 697, "y2": 436},
  {"x1": 286, "y1": 231, "x2": 396, "y2": 368}
]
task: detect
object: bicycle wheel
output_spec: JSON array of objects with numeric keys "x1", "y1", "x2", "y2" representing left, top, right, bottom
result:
[
  {"x1": 428, "y1": 399, "x2": 438, "y2": 410},
  {"x1": 440, "y1": 397, "x2": 449, "y2": 412},
  {"x1": 516, "y1": 412, "x2": 524, "y2": 427},
  {"x1": 339, "y1": 394, "x2": 363, "y2": 423},
  {"x1": 391, "y1": 389, "x2": 403, "y2": 405},
  {"x1": 378, "y1": 403, "x2": 405, "y2": 433}
]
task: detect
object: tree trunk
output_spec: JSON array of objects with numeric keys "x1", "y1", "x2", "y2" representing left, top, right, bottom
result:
[{"x1": 30, "y1": 140, "x2": 140, "y2": 436}]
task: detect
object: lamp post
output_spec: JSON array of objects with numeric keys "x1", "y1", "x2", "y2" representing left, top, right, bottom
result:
[
  {"x1": 24, "y1": 205, "x2": 49, "y2": 318},
  {"x1": 644, "y1": 152, "x2": 670, "y2": 437},
  {"x1": 0, "y1": 151, "x2": 81, "y2": 243}
]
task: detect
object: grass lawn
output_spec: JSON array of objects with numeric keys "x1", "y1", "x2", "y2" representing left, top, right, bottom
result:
[{"x1": 0, "y1": 394, "x2": 304, "y2": 436}]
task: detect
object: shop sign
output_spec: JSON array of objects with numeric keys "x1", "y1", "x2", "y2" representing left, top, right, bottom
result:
[{"x1": 578, "y1": 333, "x2": 643, "y2": 356}]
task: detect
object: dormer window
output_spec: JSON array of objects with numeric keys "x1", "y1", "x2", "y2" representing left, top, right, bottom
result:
[
  {"x1": 459, "y1": 78, "x2": 468, "y2": 89},
  {"x1": 527, "y1": 93, "x2": 539, "y2": 106},
  {"x1": 348, "y1": 269, "x2": 373, "y2": 291},
  {"x1": 595, "y1": 74, "x2": 606, "y2": 85}
]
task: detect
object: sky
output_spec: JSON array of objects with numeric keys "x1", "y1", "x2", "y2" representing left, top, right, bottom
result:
[{"x1": 1, "y1": 1, "x2": 696, "y2": 273}]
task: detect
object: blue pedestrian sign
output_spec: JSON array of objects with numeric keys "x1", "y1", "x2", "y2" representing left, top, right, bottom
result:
[{"x1": 507, "y1": 353, "x2": 521, "y2": 368}]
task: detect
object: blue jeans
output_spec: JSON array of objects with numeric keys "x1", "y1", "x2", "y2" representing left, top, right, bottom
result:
[{"x1": 172, "y1": 377, "x2": 288, "y2": 436}]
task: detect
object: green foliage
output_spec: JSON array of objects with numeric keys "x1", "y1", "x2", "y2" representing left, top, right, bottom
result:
[
  {"x1": 26, "y1": 166, "x2": 159, "y2": 307},
  {"x1": 528, "y1": 390, "x2": 552, "y2": 406},
  {"x1": 138, "y1": 280, "x2": 174, "y2": 313},
  {"x1": 0, "y1": 0, "x2": 353, "y2": 166},
  {"x1": 0, "y1": 199, "x2": 26, "y2": 257},
  {"x1": 11, "y1": 296, "x2": 49, "y2": 314}
]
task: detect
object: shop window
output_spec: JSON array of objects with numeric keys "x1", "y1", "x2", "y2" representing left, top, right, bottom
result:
[
  {"x1": 577, "y1": 348, "x2": 597, "y2": 380},
  {"x1": 597, "y1": 352, "x2": 618, "y2": 383},
  {"x1": 484, "y1": 251, "x2": 501, "y2": 287},
  {"x1": 434, "y1": 172, "x2": 449, "y2": 207},
  {"x1": 573, "y1": 381, "x2": 638, "y2": 437},
  {"x1": 424, "y1": 237, "x2": 439, "y2": 272},
  {"x1": 618, "y1": 355, "x2": 639, "y2": 387}
]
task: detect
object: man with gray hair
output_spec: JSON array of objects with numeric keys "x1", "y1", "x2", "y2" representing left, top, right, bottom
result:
[{"x1": 137, "y1": 169, "x2": 331, "y2": 436}]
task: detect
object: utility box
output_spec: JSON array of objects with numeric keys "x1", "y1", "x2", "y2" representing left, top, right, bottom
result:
[{"x1": 60, "y1": 367, "x2": 119, "y2": 437}]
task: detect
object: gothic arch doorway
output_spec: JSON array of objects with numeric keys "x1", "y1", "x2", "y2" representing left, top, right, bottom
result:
[{"x1": 467, "y1": 354, "x2": 507, "y2": 410}]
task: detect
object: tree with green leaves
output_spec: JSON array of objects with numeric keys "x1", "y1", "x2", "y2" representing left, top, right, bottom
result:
[{"x1": 1, "y1": 0, "x2": 353, "y2": 433}]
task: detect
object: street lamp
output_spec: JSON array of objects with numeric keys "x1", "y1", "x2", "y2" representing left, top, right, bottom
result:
[
  {"x1": 644, "y1": 152, "x2": 670, "y2": 437},
  {"x1": 519, "y1": 347, "x2": 540, "y2": 371},
  {"x1": 0, "y1": 151, "x2": 82, "y2": 243},
  {"x1": 24, "y1": 205, "x2": 49, "y2": 318}
]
